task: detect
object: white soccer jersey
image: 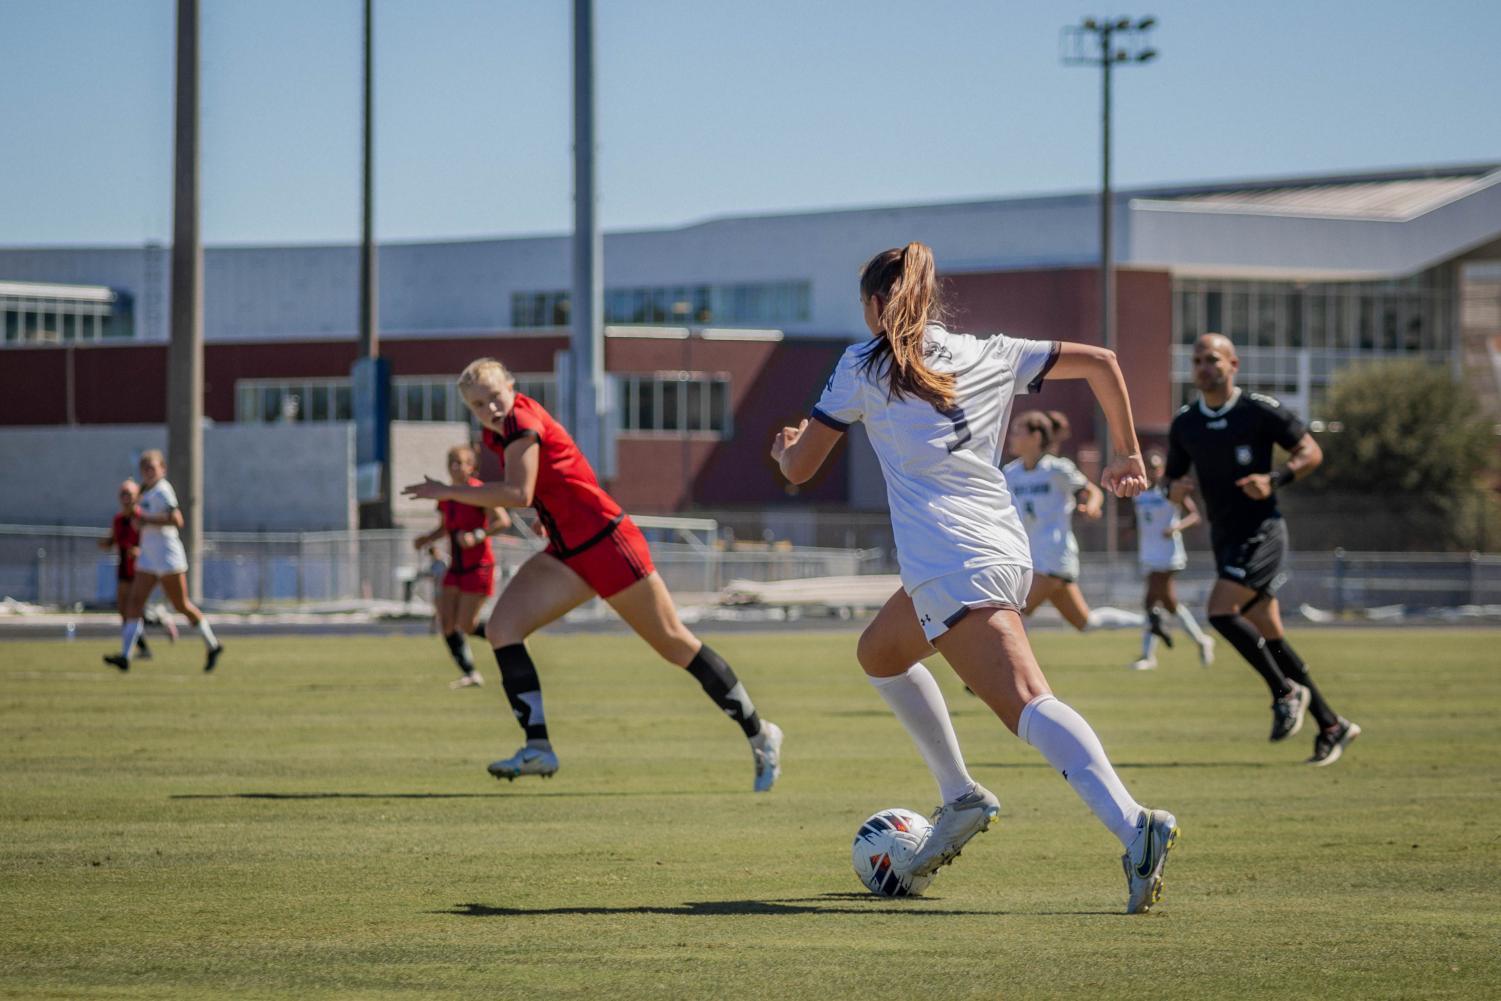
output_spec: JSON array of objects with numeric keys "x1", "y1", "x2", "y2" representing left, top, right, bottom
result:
[
  {"x1": 1133, "y1": 484, "x2": 1187, "y2": 572},
  {"x1": 1002, "y1": 455, "x2": 1088, "y2": 579},
  {"x1": 813, "y1": 325, "x2": 1059, "y2": 591},
  {"x1": 137, "y1": 478, "x2": 188, "y2": 574}
]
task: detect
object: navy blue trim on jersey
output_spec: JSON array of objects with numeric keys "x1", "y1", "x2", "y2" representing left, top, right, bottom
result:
[
  {"x1": 810, "y1": 407, "x2": 850, "y2": 432},
  {"x1": 1027, "y1": 341, "x2": 1062, "y2": 393},
  {"x1": 500, "y1": 428, "x2": 541, "y2": 449}
]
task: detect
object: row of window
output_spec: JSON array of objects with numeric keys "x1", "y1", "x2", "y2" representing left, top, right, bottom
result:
[
  {"x1": 1, "y1": 294, "x2": 132, "y2": 344},
  {"x1": 512, "y1": 281, "x2": 811, "y2": 328},
  {"x1": 235, "y1": 372, "x2": 731, "y2": 436}
]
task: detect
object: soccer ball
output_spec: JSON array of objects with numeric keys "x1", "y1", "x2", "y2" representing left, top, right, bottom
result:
[{"x1": 851, "y1": 807, "x2": 934, "y2": 897}]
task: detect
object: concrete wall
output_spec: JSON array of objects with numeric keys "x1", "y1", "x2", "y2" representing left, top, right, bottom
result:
[
  {"x1": 390, "y1": 420, "x2": 473, "y2": 527},
  {"x1": 0, "y1": 424, "x2": 356, "y2": 531}
]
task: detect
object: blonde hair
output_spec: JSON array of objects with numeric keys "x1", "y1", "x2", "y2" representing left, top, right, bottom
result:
[
  {"x1": 458, "y1": 357, "x2": 513, "y2": 393},
  {"x1": 447, "y1": 443, "x2": 478, "y2": 467},
  {"x1": 856, "y1": 242, "x2": 955, "y2": 410},
  {"x1": 139, "y1": 449, "x2": 165, "y2": 468}
]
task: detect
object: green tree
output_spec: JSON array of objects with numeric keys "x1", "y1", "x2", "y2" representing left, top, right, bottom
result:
[{"x1": 1300, "y1": 360, "x2": 1499, "y2": 550}]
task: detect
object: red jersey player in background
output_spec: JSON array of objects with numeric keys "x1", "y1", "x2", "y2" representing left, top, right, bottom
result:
[
  {"x1": 403, "y1": 357, "x2": 782, "y2": 791},
  {"x1": 97, "y1": 478, "x2": 176, "y2": 659},
  {"x1": 411, "y1": 444, "x2": 510, "y2": 689}
]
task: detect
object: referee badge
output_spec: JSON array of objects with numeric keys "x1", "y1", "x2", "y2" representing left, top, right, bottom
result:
[{"x1": 1235, "y1": 445, "x2": 1253, "y2": 465}]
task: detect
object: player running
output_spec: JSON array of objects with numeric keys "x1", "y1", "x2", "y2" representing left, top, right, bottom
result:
[
  {"x1": 1165, "y1": 333, "x2": 1360, "y2": 765},
  {"x1": 1003, "y1": 411, "x2": 1145, "y2": 632},
  {"x1": 99, "y1": 479, "x2": 179, "y2": 661},
  {"x1": 411, "y1": 444, "x2": 511, "y2": 689},
  {"x1": 104, "y1": 450, "x2": 223, "y2": 673},
  {"x1": 1128, "y1": 450, "x2": 1214, "y2": 670},
  {"x1": 773, "y1": 242, "x2": 1178, "y2": 913},
  {"x1": 402, "y1": 358, "x2": 782, "y2": 791}
]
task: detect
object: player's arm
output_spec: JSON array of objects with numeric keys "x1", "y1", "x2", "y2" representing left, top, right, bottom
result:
[
  {"x1": 412, "y1": 518, "x2": 445, "y2": 551},
  {"x1": 135, "y1": 505, "x2": 184, "y2": 529},
  {"x1": 1075, "y1": 480, "x2": 1104, "y2": 519},
  {"x1": 485, "y1": 507, "x2": 512, "y2": 534},
  {"x1": 404, "y1": 439, "x2": 539, "y2": 509},
  {"x1": 1045, "y1": 343, "x2": 1146, "y2": 497},
  {"x1": 1170, "y1": 494, "x2": 1201, "y2": 535},
  {"x1": 773, "y1": 418, "x2": 844, "y2": 485},
  {"x1": 1237, "y1": 432, "x2": 1322, "y2": 500}
]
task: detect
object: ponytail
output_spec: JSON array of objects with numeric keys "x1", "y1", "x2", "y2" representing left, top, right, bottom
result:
[{"x1": 856, "y1": 242, "x2": 955, "y2": 410}]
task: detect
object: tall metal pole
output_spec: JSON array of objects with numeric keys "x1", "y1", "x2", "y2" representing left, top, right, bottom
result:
[
  {"x1": 359, "y1": 0, "x2": 377, "y2": 361},
  {"x1": 356, "y1": 0, "x2": 391, "y2": 528},
  {"x1": 168, "y1": 0, "x2": 203, "y2": 596},
  {"x1": 1099, "y1": 24, "x2": 1118, "y2": 559},
  {"x1": 571, "y1": 0, "x2": 604, "y2": 467}
]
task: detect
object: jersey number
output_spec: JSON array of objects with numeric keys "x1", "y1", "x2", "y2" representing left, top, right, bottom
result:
[{"x1": 939, "y1": 404, "x2": 971, "y2": 454}]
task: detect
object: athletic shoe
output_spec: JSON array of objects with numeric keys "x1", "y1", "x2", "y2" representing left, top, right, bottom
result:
[
  {"x1": 1122, "y1": 808, "x2": 1179, "y2": 914},
  {"x1": 1306, "y1": 718, "x2": 1361, "y2": 767},
  {"x1": 159, "y1": 607, "x2": 179, "y2": 643},
  {"x1": 1197, "y1": 636, "x2": 1215, "y2": 667},
  {"x1": 1269, "y1": 682, "x2": 1310, "y2": 742},
  {"x1": 908, "y1": 784, "x2": 1001, "y2": 877},
  {"x1": 751, "y1": 721, "x2": 783, "y2": 793},
  {"x1": 1148, "y1": 614, "x2": 1174, "y2": 649},
  {"x1": 204, "y1": 644, "x2": 225, "y2": 673},
  {"x1": 449, "y1": 671, "x2": 484, "y2": 689},
  {"x1": 488, "y1": 745, "x2": 559, "y2": 781},
  {"x1": 134, "y1": 640, "x2": 153, "y2": 661},
  {"x1": 1127, "y1": 657, "x2": 1157, "y2": 671},
  {"x1": 103, "y1": 654, "x2": 130, "y2": 673}
]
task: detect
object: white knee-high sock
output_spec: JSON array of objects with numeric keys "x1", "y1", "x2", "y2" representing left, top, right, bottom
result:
[
  {"x1": 120, "y1": 618, "x2": 145, "y2": 659},
  {"x1": 1085, "y1": 606, "x2": 1147, "y2": 630},
  {"x1": 1140, "y1": 626, "x2": 1157, "y2": 660},
  {"x1": 868, "y1": 665, "x2": 975, "y2": 803},
  {"x1": 195, "y1": 618, "x2": 218, "y2": 649},
  {"x1": 1175, "y1": 605, "x2": 1209, "y2": 645},
  {"x1": 1017, "y1": 694, "x2": 1143, "y2": 847}
]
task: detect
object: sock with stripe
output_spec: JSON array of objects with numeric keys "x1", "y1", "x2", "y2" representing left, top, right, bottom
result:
[
  {"x1": 494, "y1": 643, "x2": 549, "y2": 742},
  {"x1": 686, "y1": 644, "x2": 762, "y2": 739}
]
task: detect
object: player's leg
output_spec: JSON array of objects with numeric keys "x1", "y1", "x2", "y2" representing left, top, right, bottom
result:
[
  {"x1": 1163, "y1": 572, "x2": 1213, "y2": 663},
  {"x1": 117, "y1": 579, "x2": 151, "y2": 659},
  {"x1": 1048, "y1": 581, "x2": 1092, "y2": 631},
  {"x1": 1132, "y1": 573, "x2": 1166, "y2": 669},
  {"x1": 1022, "y1": 572, "x2": 1063, "y2": 616},
  {"x1": 483, "y1": 552, "x2": 595, "y2": 779},
  {"x1": 856, "y1": 587, "x2": 975, "y2": 804},
  {"x1": 160, "y1": 573, "x2": 223, "y2": 671},
  {"x1": 937, "y1": 604, "x2": 1176, "y2": 912},
  {"x1": 435, "y1": 585, "x2": 475, "y2": 684},
  {"x1": 607, "y1": 571, "x2": 782, "y2": 791},
  {"x1": 1243, "y1": 597, "x2": 1358, "y2": 763},
  {"x1": 105, "y1": 572, "x2": 155, "y2": 671},
  {"x1": 1207, "y1": 577, "x2": 1309, "y2": 739}
]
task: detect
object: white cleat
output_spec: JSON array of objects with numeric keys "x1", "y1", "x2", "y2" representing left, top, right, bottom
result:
[
  {"x1": 1197, "y1": 637, "x2": 1215, "y2": 667},
  {"x1": 751, "y1": 721, "x2": 783, "y2": 793},
  {"x1": 908, "y1": 784, "x2": 1000, "y2": 877},
  {"x1": 449, "y1": 671, "x2": 484, "y2": 689},
  {"x1": 1128, "y1": 657, "x2": 1157, "y2": 671},
  {"x1": 487, "y1": 745, "x2": 559, "y2": 781},
  {"x1": 1123, "y1": 808, "x2": 1179, "y2": 914}
]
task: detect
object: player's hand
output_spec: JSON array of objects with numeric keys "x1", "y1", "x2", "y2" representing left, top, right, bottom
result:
[
  {"x1": 1101, "y1": 453, "x2": 1148, "y2": 498},
  {"x1": 770, "y1": 419, "x2": 808, "y2": 463},
  {"x1": 402, "y1": 476, "x2": 451, "y2": 501},
  {"x1": 1080, "y1": 493, "x2": 1104, "y2": 519},
  {"x1": 1162, "y1": 526, "x2": 1177, "y2": 539},
  {"x1": 1236, "y1": 474, "x2": 1274, "y2": 500},
  {"x1": 1167, "y1": 477, "x2": 1195, "y2": 505},
  {"x1": 459, "y1": 531, "x2": 479, "y2": 548}
]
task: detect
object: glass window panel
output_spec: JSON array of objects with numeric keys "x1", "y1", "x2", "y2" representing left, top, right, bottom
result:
[
  {"x1": 429, "y1": 383, "x2": 448, "y2": 422},
  {"x1": 650, "y1": 288, "x2": 669, "y2": 323},
  {"x1": 1331, "y1": 291, "x2": 1351, "y2": 350},
  {"x1": 310, "y1": 384, "x2": 330, "y2": 421},
  {"x1": 693, "y1": 286, "x2": 712, "y2": 323},
  {"x1": 262, "y1": 387, "x2": 282, "y2": 424},
  {"x1": 661, "y1": 378, "x2": 681, "y2": 430},
  {"x1": 551, "y1": 294, "x2": 570, "y2": 326},
  {"x1": 1227, "y1": 290, "x2": 1250, "y2": 340},
  {"x1": 3, "y1": 309, "x2": 17, "y2": 342},
  {"x1": 1204, "y1": 290, "x2": 1223, "y2": 333},
  {"x1": 1253, "y1": 291, "x2": 1276, "y2": 348},
  {"x1": 709, "y1": 379, "x2": 728, "y2": 433},
  {"x1": 1287, "y1": 292, "x2": 1305, "y2": 348},
  {"x1": 236, "y1": 385, "x2": 255, "y2": 422},
  {"x1": 606, "y1": 289, "x2": 628, "y2": 324},
  {"x1": 685, "y1": 379, "x2": 706, "y2": 431},
  {"x1": 635, "y1": 376, "x2": 657, "y2": 429},
  {"x1": 334, "y1": 385, "x2": 353, "y2": 421}
]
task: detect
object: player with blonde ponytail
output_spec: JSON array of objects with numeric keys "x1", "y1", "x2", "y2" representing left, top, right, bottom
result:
[{"x1": 774, "y1": 242, "x2": 1179, "y2": 913}]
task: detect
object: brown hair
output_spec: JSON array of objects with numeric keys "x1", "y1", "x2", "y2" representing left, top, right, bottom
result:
[
  {"x1": 1014, "y1": 410, "x2": 1055, "y2": 449},
  {"x1": 857, "y1": 242, "x2": 955, "y2": 410},
  {"x1": 447, "y1": 444, "x2": 478, "y2": 467},
  {"x1": 1045, "y1": 410, "x2": 1071, "y2": 455}
]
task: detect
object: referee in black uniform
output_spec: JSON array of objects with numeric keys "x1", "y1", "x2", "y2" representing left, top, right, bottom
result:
[{"x1": 1165, "y1": 334, "x2": 1360, "y2": 766}]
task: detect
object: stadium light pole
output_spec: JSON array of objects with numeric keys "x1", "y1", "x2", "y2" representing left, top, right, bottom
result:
[
  {"x1": 1061, "y1": 15, "x2": 1157, "y2": 560},
  {"x1": 571, "y1": 0, "x2": 605, "y2": 473},
  {"x1": 354, "y1": 0, "x2": 392, "y2": 529},
  {"x1": 168, "y1": 0, "x2": 203, "y2": 596}
]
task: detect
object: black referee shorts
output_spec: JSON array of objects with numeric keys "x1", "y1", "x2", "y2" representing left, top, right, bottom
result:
[{"x1": 1213, "y1": 516, "x2": 1289, "y2": 596}]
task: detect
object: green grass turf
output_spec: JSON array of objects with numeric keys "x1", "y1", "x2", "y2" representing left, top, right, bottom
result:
[{"x1": 2, "y1": 627, "x2": 1499, "y2": 999}]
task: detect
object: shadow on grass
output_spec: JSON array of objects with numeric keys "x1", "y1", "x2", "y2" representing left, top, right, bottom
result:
[
  {"x1": 437, "y1": 894, "x2": 1117, "y2": 918},
  {"x1": 967, "y1": 761, "x2": 1275, "y2": 770},
  {"x1": 170, "y1": 790, "x2": 708, "y2": 801}
]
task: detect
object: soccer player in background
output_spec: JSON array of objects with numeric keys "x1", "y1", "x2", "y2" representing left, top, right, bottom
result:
[
  {"x1": 104, "y1": 450, "x2": 223, "y2": 673},
  {"x1": 402, "y1": 358, "x2": 782, "y2": 791},
  {"x1": 1003, "y1": 411, "x2": 1145, "y2": 632},
  {"x1": 774, "y1": 242, "x2": 1178, "y2": 913},
  {"x1": 1165, "y1": 333, "x2": 1360, "y2": 765},
  {"x1": 410, "y1": 444, "x2": 511, "y2": 689},
  {"x1": 1128, "y1": 450, "x2": 1214, "y2": 670},
  {"x1": 98, "y1": 478, "x2": 178, "y2": 659}
]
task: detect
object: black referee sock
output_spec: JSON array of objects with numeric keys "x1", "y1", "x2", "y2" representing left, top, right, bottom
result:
[
  {"x1": 470, "y1": 622, "x2": 488, "y2": 640},
  {"x1": 1265, "y1": 638, "x2": 1339, "y2": 729},
  {"x1": 686, "y1": 644, "x2": 763, "y2": 739},
  {"x1": 494, "y1": 643, "x2": 549, "y2": 742},
  {"x1": 1209, "y1": 614, "x2": 1294, "y2": 698},
  {"x1": 444, "y1": 631, "x2": 475, "y2": 674}
]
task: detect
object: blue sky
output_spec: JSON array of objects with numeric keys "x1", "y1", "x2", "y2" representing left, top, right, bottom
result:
[{"x1": 3, "y1": 0, "x2": 1497, "y2": 246}]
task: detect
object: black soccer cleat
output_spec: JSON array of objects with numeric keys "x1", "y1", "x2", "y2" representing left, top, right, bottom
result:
[
  {"x1": 103, "y1": 654, "x2": 130, "y2": 673},
  {"x1": 1269, "y1": 683, "x2": 1310, "y2": 742},
  {"x1": 204, "y1": 644, "x2": 225, "y2": 673},
  {"x1": 1307, "y1": 718, "x2": 1361, "y2": 767}
]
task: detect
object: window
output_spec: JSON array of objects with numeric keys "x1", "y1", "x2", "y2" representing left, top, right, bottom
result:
[
  {"x1": 0, "y1": 283, "x2": 129, "y2": 347},
  {"x1": 615, "y1": 373, "x2": 732, "y2": 436},
  {"x1": 512, "y1": 280, "x2": 812, "y2": 328}
]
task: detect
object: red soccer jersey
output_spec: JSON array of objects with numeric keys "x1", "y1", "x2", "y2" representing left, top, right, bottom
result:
[
  {"x1": 482, "y1": 393, "x2": 624, "y2": 557},
  {"x1": 111, "y1": 512, "x2": 139, "y2": 578},
  {"x1": 438, "y1": 476, "x2": 494, "y2": 572}
]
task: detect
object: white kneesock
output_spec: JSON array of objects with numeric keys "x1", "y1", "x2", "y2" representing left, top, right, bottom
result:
[
  {"x1": 1140, "y1": 626, "x2": 1157, "y2": 660},
  {"x1": 1175, "y1": 605, "x2": 1210, "y2": 645},
  {"x1": 1017, "y1": 694, "x2": 1143, "y2": 847},
  {"x1": 196, "y1": 618, "x2": 218, "y2": 649},
  {"x1": 120, "y1": 618, "x2": 145, "y2": 659},
  {"x1": 1085, "y1": 606, "x2": 1147, "y2": 630},
  {"x1": 868, "y1": 665, "x2": 975, "y2": 803}
]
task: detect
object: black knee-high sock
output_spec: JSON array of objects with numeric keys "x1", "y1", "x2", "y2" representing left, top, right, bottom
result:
[
  {"x1": 135, "y1": 634, "x2": 151, "y2": 655},
  {"x1": 1209, "y1": 615, "x2": 1293, "y2": 698},
  {"x1": 470, "y1": 622, "x2": 487, "y2": 640},
  {"x1": 444, "y1": 631, "x2": 475, "y2": 674},
  {"x1": 685, "y1": 644, "x2": 762, "y2": 739},
  {"x1": 494, "y1": 643, "x2": 549, "y2": 742},
  {"x1": 1264, "y1": 638, "x2": 1338, "y2": 729}
]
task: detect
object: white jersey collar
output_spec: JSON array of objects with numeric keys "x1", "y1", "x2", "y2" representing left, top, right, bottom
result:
[{"x1": 1196, "y1": 387, "x2": 1242, "y2": 419}]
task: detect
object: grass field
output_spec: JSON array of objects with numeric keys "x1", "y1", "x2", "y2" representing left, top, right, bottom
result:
[{"x1": 2, "y1": 627, "x2": 1499, "y2": 999}]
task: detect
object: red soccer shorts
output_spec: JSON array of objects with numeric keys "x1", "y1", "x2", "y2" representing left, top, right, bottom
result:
[
  {"x1": 443, "y1": 563, "x2": 496, "y2": 596},
  {"x1": 552, "y1": 516, "x2": 655, "y2": 598}
]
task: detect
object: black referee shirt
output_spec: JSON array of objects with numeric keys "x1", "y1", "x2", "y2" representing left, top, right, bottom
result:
[{"x1": 1165, "y1": 391, "x2": 1307, "y2": 541}]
